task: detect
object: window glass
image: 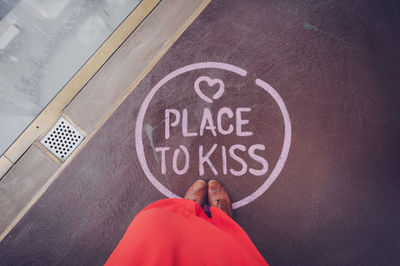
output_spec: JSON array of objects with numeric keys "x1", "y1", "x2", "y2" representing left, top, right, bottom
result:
[{"x1": 0, "y1": 0, "x2": 142, "y2": 155}]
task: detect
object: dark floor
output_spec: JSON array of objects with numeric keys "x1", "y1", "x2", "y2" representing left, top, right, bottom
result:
[{"x1": 1, "y1": 0, "x2": 400, "y2": 265}]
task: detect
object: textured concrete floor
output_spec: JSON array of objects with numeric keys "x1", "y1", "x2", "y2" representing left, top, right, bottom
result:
[{"x1": 1, "y1": 0, "x2": 400, "y2": 265}]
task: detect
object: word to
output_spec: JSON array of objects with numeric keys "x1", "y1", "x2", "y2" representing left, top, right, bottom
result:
[{"x1": 154, "y1": 107, "x2": 269, "y2": 177}]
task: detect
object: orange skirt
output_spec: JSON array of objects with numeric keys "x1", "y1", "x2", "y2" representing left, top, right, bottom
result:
[{"x1": 106, "y1": 199, "x2": 268, "y2": 266}]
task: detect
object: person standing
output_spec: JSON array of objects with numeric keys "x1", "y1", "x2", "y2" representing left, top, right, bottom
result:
[{"x1": 106, "y1": 179, "x2": 268, "y2": 265}]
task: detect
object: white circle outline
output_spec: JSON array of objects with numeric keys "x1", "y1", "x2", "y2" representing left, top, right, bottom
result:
[{"x1": 135, "y1": 62, "x2": 291, "y2": 209}]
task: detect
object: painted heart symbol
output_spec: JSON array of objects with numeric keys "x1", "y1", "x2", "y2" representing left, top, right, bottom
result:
[{"x1": 194, "y1": 76, "x2": 225, "y2": 103}]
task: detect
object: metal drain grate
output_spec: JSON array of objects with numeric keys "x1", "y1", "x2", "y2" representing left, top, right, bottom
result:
[{"x1": 40, "y1": 117, "x2": 84, "y2": 161}]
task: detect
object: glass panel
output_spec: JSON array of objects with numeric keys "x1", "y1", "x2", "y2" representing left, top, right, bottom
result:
[{"x1": 0, "y1": 0, "x2": 142, "y2": 155}]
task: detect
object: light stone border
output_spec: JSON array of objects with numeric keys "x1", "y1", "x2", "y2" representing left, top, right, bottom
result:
[{"x1": 0, "y1": 0, "x2": 210, "y2": 241}]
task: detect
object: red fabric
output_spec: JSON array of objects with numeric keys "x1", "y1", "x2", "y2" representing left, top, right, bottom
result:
[{"x1": 106, "y1": 199, "x2": 268, "y2": 266}]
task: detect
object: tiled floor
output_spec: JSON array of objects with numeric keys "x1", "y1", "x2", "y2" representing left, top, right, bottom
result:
[{"x1": 1, "y1": 0, "x2": 400, "y2": 265}]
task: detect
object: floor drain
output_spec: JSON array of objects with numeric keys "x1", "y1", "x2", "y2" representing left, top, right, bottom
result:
[{"x1": 40, "y1": 117, "x2": 84, "y2": 161}]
